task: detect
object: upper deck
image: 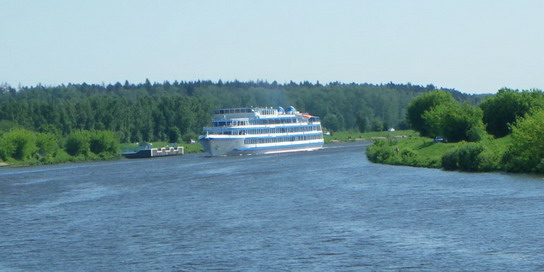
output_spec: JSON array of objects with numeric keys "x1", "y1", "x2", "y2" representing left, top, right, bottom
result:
[
  {"x1": 212, "y1": 106, "x2": 310, "y2": 120},
  {"x1": 203, "y1": 106, "x2": 323, "y2": 135}
]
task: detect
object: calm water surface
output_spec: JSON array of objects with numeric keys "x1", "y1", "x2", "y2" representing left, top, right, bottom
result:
[{"x1": 1, "y1": 142, "x2": 544, "y2": 271}]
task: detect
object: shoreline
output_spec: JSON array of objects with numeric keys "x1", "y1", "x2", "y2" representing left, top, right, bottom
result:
[
  {"x1": 363, "y1": 133, "x2": 533, "y2": 174},
  {"x1": 0, "y1": 131, "x2": 404, "y2": 169},
  {"x1": 1, "y1": 140, "x2": 352, "y2": 168}
]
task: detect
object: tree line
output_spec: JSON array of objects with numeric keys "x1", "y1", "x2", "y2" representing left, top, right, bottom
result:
[{"x1": 0, "y1": 80, "x2": 483, "y2": 143}]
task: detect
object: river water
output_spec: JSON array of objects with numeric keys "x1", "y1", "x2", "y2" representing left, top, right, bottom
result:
[{"x1": 1, "y1": 142, "x2": 543, "y2": 271}]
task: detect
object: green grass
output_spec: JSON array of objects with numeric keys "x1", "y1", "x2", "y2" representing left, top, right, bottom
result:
[
  {"x1": 182, "y1": 142, "x2": 204, "y2": 153},
  {"x1": 324, "y1": 130, "x2": 419, "y2": 143},
  {"x1": 366, "y1": 132, "x2": 513, "y2": 171},
  {"x1": 393, "y1": 137, "x2": 457, "y2": 167}
]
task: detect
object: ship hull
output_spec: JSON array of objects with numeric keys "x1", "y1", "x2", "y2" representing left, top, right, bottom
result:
[{"x1": 199, "y1": 136, "x2": 323, "y2": 157}]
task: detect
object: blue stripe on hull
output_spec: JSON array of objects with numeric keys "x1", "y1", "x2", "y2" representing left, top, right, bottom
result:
[
  {"x1": 199, "y1": 132, "x2": 323, "y2": 141},
  {"x1": 234, "y1": 142, "x2": 323, "y2": 152},
  {"x1": 244, "y1": 132, "x2": 322, "y2": 140}
]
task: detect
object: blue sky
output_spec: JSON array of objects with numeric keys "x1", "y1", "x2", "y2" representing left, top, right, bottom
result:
[{"x1": 1, "y1": 0, "x2": 543, "y2": 94}]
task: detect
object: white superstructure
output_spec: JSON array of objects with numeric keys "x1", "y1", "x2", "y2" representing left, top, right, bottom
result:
[{"x1": 199, "y1": 106, "x2": 324, "y2": 156}]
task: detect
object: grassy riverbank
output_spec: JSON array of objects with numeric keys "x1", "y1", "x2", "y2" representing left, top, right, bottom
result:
[
  {"x1": 324, "y1": 130, "x2": 419, "y2": 143},
  {"x1": 1, "y1": 142, "x2": 202, "y2": 168},
  {"x1": 366, "y1": 131, "x2": 512, "y2": 171}
]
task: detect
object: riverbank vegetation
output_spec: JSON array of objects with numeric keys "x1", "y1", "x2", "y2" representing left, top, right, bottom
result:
[
  {"x1": 0, "y1": 80, "x2": 483, "y2": 166},
  {"x1": 366, "y1": 133, "x2": 512, "y2": 171},
  {"x1": 367, "y1": 89, "x2": 544, "y2": 174},
  {"x1": 0, "y1": 128, "x2": 120, "y2": 166},
  {"x1": 1, "y1": 80, "x2": 542, "y2": 174}
]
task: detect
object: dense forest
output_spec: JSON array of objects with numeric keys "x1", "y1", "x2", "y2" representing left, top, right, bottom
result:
[{"x1": 0, "y1": 80, "x2": 484, "y2": 143}]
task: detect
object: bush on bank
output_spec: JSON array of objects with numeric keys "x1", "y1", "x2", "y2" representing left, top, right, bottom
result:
[
  {"x1": 502, "y1": 109, "x2": 544, "y2": 173},
  {"x1": 441, "y1": 143, "x2": 485, "y2": 172},
  {"x1": 366, "y1": 137, "x2": 441, "y2": 168},
  {"x1": 0, "y1": 129, "x2": 120, "y2": 165}
]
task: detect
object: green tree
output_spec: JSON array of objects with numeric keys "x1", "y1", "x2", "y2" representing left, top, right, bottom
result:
[
  {"x1": 65, "y1": 130, "x2": 90, "y2": 156},
  {"x1": 168, "y1": 127, "x2": 180, "y2": 143},
  {"x1": 0, "y1": 120, "x2": 21, "y2": 132},
  {"x1": 0, "y1": 129, "x2": 37, "y2": 161},
  {"x1": 503, "y1": 109, "x2": 544, "y2": 173},
  {"x1": 322, "y1": 114, "x2": 343, "y2": 132},
  {"x1": 356, "y1": 113, "x2": 370, "y2": 132},
  {"x1": 480, "y1": 89, "x2": 525, "y2": 138},
  {"x1": 423, "y1": 102, "x2": 486, "y2": 142},
  {"x1": 371, "y1": 118, "x2": 384, "y2": 132},
  {"x1": 406, "y1": 91, "x2": 457, "y2": 137},
  {"x1": 89, "y1": 130, "x2": 119, "y2": 156},
  {"x1": 35, "y1": 132, "x2": 61, "y2": 163},
  {"x1": 38, "y1": 124, "x2": 61, "y2": 135}
]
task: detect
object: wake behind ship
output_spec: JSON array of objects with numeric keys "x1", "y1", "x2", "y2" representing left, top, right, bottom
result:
[{"x1": 199, "y1": 106, "x2": 324, "y2": 156}]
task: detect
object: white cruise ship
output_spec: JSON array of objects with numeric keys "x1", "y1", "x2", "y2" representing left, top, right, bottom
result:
[{"x1": 199, "y1": 106, "x2": 324, "y2": 156}]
